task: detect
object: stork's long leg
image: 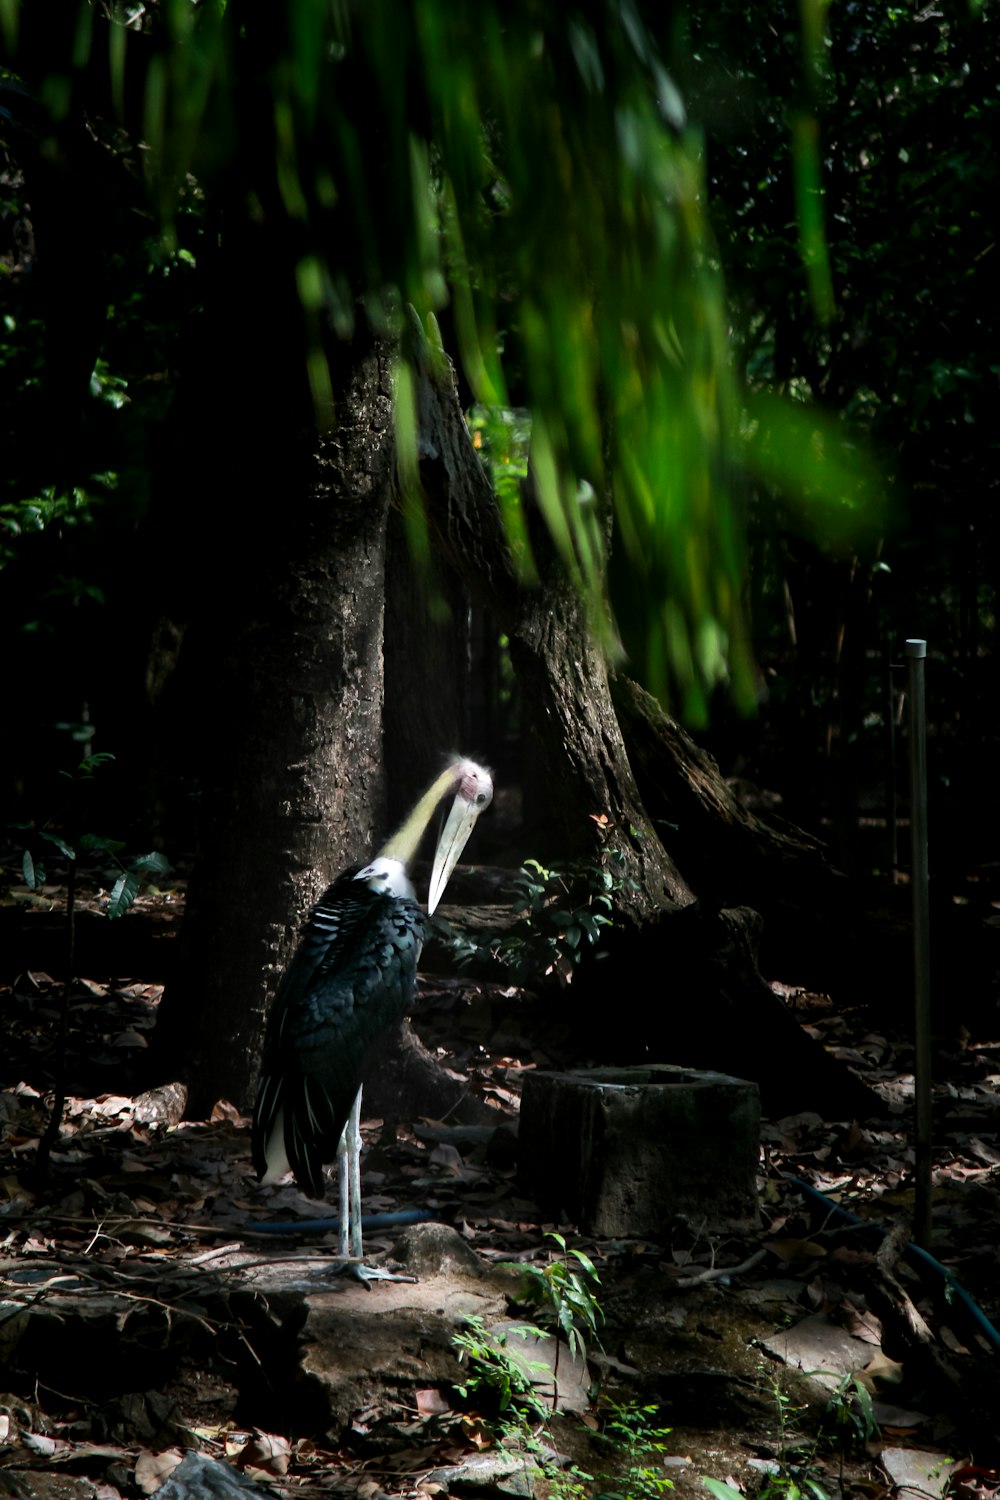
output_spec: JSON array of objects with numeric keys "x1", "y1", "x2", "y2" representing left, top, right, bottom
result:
[
  {"x1": 336, "y1": 1106, "x2": 351, "y2": 1258},
  {"x1": 347, "y1": 1087, "x2": 364, "y2": 1258},
  {"x1": 335, "y1": 1087, "x2": 365, "y2": 1258}
]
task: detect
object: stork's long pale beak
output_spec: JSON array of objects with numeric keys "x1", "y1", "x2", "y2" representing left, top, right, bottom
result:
[{"x1": 427, "y1": 762, "x2": 493, "y2": 915}]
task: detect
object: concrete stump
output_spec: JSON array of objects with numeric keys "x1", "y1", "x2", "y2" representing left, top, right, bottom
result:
[{"x1": 518, "y1": 1065, "x2": 759, "y2": 1236}]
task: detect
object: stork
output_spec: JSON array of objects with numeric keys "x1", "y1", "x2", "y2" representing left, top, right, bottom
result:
[{"x1": 251, "y1": 758, "x2": 493, "y2": 1260}]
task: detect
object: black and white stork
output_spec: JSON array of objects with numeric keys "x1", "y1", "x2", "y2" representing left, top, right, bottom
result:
[{"x1": 251, "y1": 758, "x2": 493, "y2": 1259}]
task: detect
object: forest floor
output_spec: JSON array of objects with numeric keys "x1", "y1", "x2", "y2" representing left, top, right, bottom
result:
[{"x1": 1, "y1": 879, "x2": 1000, "y2": 1500}]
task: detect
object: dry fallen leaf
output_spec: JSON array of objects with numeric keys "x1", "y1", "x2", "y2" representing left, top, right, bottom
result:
[
  {"x1": 415, "y1": 1388, "x2": 452, "y2": 1417},
  {"x1": 238, "y1": 1430, "x2": 291, "y2": 1479},
  {"x1": 857, "y1": 1349, "x2": 905, "y2": 1389},
  {"x1": 134, "y1": 1447, "x2": 184, "y2": 1495},
  {"x1": 210, "y1": 1098, "x2": 245, "y2": 1124},
  {"x1": 21, "y1": 1431, "x2": 71, "y2": 1458},
  {"x1": 765, "y1": 1236, "x2": 827, "y2": 1264},
  {"x1": 429, "y1": 1143, "x2": 464, "y2": 1172}
]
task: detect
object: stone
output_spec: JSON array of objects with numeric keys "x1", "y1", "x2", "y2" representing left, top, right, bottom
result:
[
  {"x1": 427, "y1": 1450, "x2": 537, "y2": 1496},
  {"x1": 518, "y1": 1065, "x2": 759, "y2": 1236},
  {"x1": 879, "y1": 1447, "x2": 959, "y2": 1500},
  {"x1": 487, "y1": 1319, "x2": 592, "y2": 1413},
  {"x1": 297, "y1": 1226, "x2": 517, "y2": 1432},
  {"x1": 762, "y1": 1312, "x2": 875, "y2": 1394}
]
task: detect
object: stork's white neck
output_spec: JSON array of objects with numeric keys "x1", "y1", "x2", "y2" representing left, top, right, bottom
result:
[{"x1": 353, "y1": 857, "x2": 416, "y2": 901}]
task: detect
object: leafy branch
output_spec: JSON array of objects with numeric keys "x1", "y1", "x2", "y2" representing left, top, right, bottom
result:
[{"x1": 436, "y1": 853, "x2": 631, "y2": 986}]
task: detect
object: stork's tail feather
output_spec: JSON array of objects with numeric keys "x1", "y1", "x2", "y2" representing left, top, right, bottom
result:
[
  {"x1": 253, "y1": 1066, "x2": 355, "y2": 1201},
  {"x1": 252, "y1": 1070, "x2": 292, "y2": 1185}
]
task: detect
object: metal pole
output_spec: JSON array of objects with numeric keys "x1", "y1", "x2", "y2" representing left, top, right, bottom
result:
[
  {"x1": 906, "y1": 639, "x2": 932, "y2": 1249},
  {"x1": 885, "y1": 637, "x2": 898, "y2": 883}
]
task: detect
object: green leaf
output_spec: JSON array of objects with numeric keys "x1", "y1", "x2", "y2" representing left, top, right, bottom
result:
[
  {"x1": 571, "y1": 1248, "x2": 598, "y2": 1281},
  {"x1": 107, "y1": 871, "x2": 140, "y2": 919},
  {"x1": 38, "y1": 830, "x2": 75, "y2": 860},
  {"x1": 22, "y1": 849, "x2": 37, "y2": 889},
  {"x1": 130, "y1": 851, "x2": 171, "y2": 875},
  {"x1": 701, "y1": 1482, "x2": 745, "y2": 1500},
  {"x1": 77, "y1": 751, "x2": 116, "y2": 774},
  {"x1": 77, "y1": 833, "x2": 126, "y2": 854}
]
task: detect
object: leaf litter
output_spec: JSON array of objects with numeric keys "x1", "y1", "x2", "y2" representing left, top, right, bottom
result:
[{"x1": 1, "y1": 915, "x2": 999, "y2": 1499}]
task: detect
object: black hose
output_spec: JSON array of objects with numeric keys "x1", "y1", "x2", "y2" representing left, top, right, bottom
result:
[
  {"x1": 248, "y1": 1208, "x2": 434, "y2": 1236},
  {"x1": 785, "y1": 1174, "x2": 1000, "y2": 1355}
]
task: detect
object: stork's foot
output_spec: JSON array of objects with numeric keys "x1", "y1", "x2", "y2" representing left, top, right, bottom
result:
[{"x1": 335, "y1": 1260, "x2": 418, "y2": 1288}]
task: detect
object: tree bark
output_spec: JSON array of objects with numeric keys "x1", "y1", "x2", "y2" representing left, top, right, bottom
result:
[
  {"x1": 400, "y1": 326, "x2": 882, "y2": 1117},
  {"x1": 152, "y1": 331, "x2": 396, "y2": 1115},
  {"x1": 153, "y1": 311, "x2": 879, "y2": 1125},
  {"x1": 404, "y1": 322, "x2": 692, "y2": 918},
  {"x1": 383, "y1": 507, "x2": 470, "y2": 830}
]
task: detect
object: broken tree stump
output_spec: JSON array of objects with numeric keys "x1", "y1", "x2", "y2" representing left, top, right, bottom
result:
[{"x1": 518, "y1": 1065, "x2": 760, "y2": 1236}]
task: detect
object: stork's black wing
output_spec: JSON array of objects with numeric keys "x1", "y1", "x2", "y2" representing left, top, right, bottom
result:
[{"x1": 251, "y1": 875, "x2": 426, "y2": 1198}]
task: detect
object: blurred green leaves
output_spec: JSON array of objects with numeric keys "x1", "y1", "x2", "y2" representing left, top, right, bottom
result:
[
  {"x1": 744, "y1": 393, "x2": 883, "y2": 550},
  {"x1": 0, "y1": 0, "x2": 881, "y2": 720}
]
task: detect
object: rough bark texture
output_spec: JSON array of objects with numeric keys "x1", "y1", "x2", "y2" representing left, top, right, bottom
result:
[
  {"x1": 399, "y1": 327, "x2": 882, "y2": 1118},
  {"x1": 506, "y1": 562, "x2": 692, "y2": 913},
  {"x1": 383, "y1": 507, "x2": 470, "y2": 829},
  {"x1": 405, "y1": 325, "x2": 691, "y2": 916},
  {"x1": 153, "y1": 333, "x2": 396, "y2": 1116},
  {"x1": 363, "y1": 1019, "x2": 494, "y2": 1131},
  {"x1": 611, "y1": 673, "x2": 841, "y2": 926}
]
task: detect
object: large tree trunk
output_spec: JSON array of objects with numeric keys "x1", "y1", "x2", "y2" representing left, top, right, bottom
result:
[
  {"x1": 152, "y1": 329, "x2": 396, "y2": 1116},
  {"x1": 154, "y1": 307, "x2": 878, "y2": 1126},
  {"x1": 404, "y1": 322, "x2": 691, "y2": 918},
  {"x1": 402, "y1": 326, "x2": 880, "y2": 1116},
  {"x1": 506, "y1": 548, "x2": 693, "y2": 914},
  {"x1": 383, "y1": 508, "x2": 471, "y2": 830}
]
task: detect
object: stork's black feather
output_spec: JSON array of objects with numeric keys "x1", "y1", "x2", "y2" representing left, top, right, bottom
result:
[{"x1": 251, "y1": 870, "x2": 426, "y2": 1198}]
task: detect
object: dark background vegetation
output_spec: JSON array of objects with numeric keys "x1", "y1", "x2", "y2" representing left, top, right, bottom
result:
[
  {"x1": 1, "y1": 0, "x2": 998, "y2": 1057},
  {"x1": 1, "y1": 6, "x2": 1000, "y2": 1494}
]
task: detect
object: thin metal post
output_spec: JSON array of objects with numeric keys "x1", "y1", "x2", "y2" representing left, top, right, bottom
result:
[
  {"x1": 906, "y1": 639, "x2": 932, "y2": 1249},
  {"x1": 886, "y1": 637, "x2": 898, "y2": 883}
]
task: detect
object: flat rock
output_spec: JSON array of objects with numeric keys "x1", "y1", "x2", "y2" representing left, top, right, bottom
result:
[
  {"x1": 487, "y1": 1319, "x2": 591, "y2": 1413},
  {"x1": 879, "y1": 1446, "x2": 959, "y2": 1500},
  {"x1": 297, "y1": 1224, "x2": 519, "y2": 1433},
  {"x1": 427, "y1": 1450, "x2": 538, "y2": 1496},
  {"x1": 761, "y1": 1313, "x2": 874, "y2": 1393}
]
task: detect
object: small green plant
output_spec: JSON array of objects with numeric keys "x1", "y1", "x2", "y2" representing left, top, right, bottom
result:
[
  {"x1": 12, "y1": 751, "x2": 171, "y2": 917},
  {"x1": 451, "y1": 1315, "x2": 550, "y2": 1430},
  {"x1": 596, "y1": 1400, "x2": 674, "y2": 1500},
  {"x1": 439, "y1": 853, "x2": 629, "y2": 985},
  {"x1": 702, "y1": 1376, "x2": 834, "y2": 1500},
  {"x1": 450, "y1": 1314, "x2": 595, "y2": 1500},
  {"x1": 820, "y1": 1372, "x2": 879, "y2": 1486},
  {"x1": 516, "y1": 1232, "x2": 603, "y2": 1409},
  {"x1": 544, "y1": 1459, "x2": 594, "y2": 1500},
  {"x1": 8, "y1": 750, "x2": 172, "y2": 1182},
  {"x1": 705, "y1": 1471, "x2": 829, "y2": 1500}
]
